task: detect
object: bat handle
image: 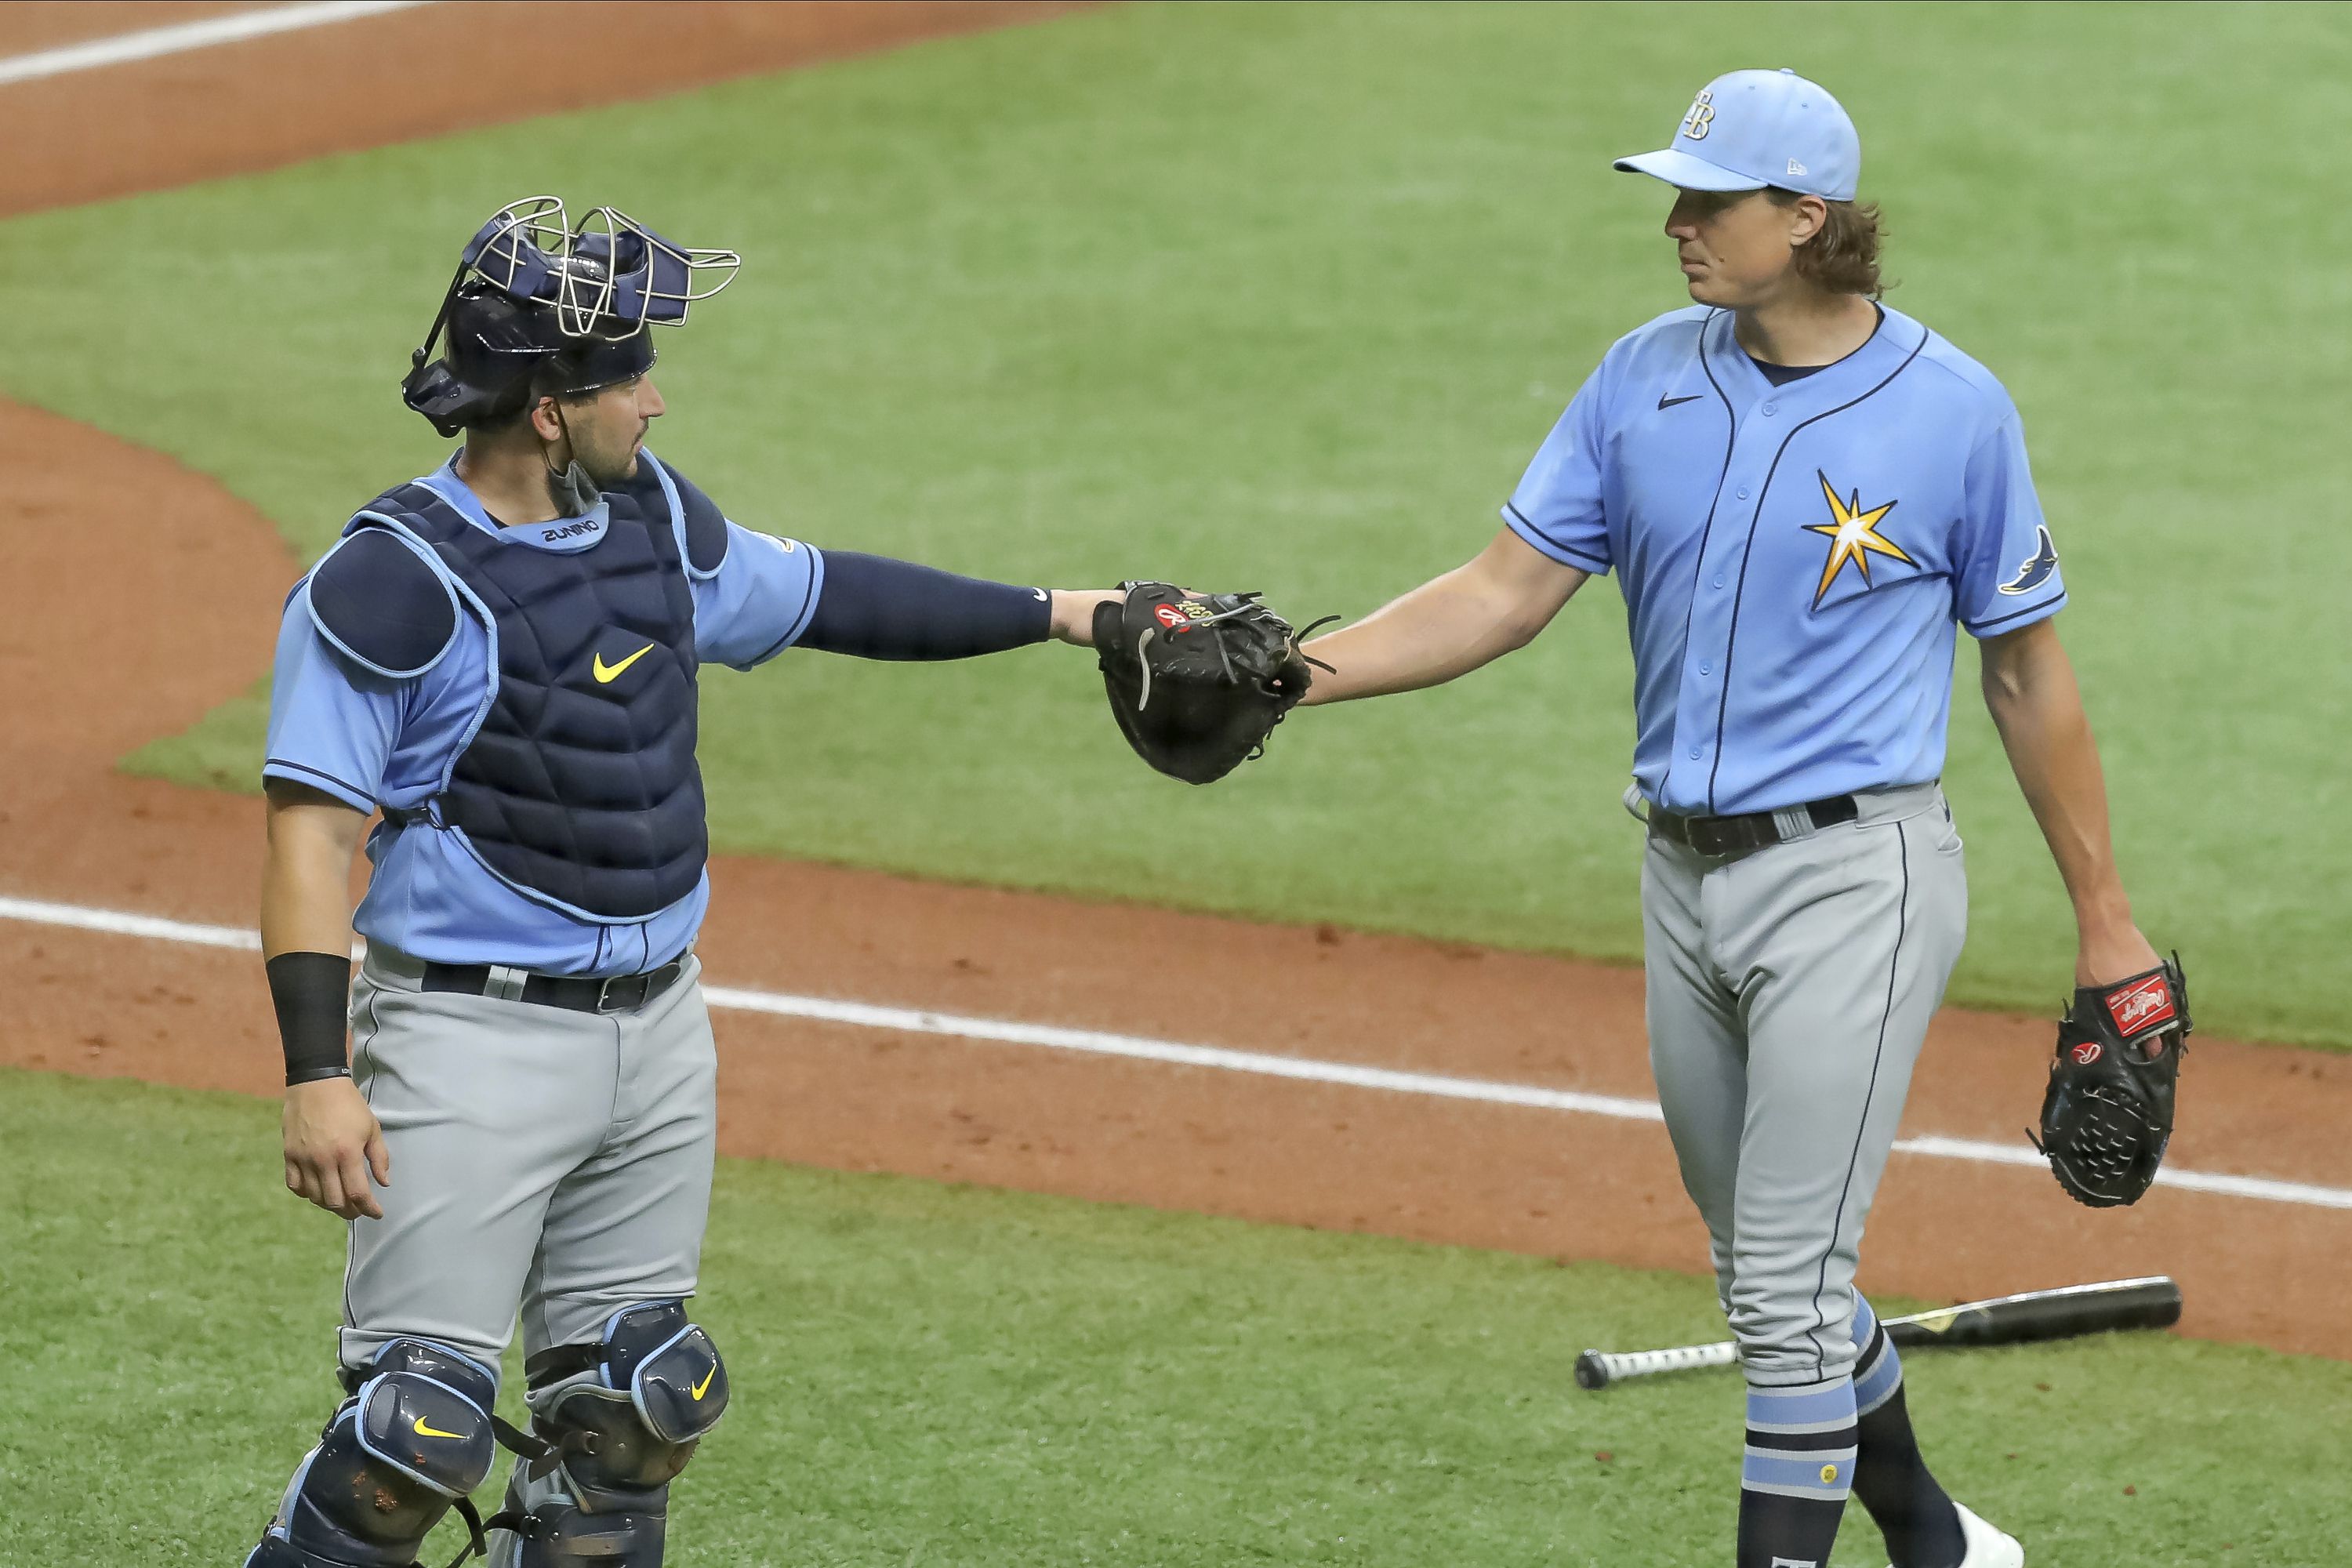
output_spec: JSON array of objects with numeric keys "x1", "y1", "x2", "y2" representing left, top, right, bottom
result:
[{"x1": 1577, "y1": 1339, "x2": 1742, "y2": 1390}]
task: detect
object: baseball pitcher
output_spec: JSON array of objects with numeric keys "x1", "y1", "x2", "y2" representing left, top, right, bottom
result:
[
  {"x1": 1290, "y1": 71, "x2": 2187, "y2": 1568},
  {"x1": 246, "y1": 198, "x2": 1124, "y2": 1568}
]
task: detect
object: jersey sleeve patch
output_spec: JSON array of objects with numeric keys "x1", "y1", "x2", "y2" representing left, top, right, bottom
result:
[{"x1": 307, "y1": 527, "x2": 459, "y2": 678}]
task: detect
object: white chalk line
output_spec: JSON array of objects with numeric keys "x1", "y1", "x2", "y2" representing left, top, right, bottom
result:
[
  {"x1": 5, "y1": 893, "x2": 2348, "y2": 1213},
  {"x1": 0, "y1": 2, "x2": 428, "y2": 88}
]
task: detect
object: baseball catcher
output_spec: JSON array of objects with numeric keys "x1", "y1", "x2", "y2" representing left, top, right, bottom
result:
[
  {"x1": 245, "y1": 196, "x2": 1134, "y2": 1568},
  {"x1": 2031, "y1": 956, "x2": 2190, "y2": 1207},
  {"x1": 1092, "y1": 582, "x2": 1330, "y2": 783}
]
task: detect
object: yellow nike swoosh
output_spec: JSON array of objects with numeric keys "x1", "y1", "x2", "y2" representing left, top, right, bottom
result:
[
  {"x1": 412, "y1": 1416, "x2": 465, "y2": 1440},
  {"x1": 592, "y1": 643, "x2": 655, "y2": 684},
  {"x1": 691, "y1": 1365, "x2": 717, "y2": 1401}
]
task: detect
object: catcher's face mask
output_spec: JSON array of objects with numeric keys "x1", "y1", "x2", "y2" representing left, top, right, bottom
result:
[{"x1": 401, "y1": 195, "x2": 739, "y2": 437}]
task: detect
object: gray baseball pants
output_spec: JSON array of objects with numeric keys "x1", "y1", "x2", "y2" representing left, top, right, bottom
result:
[
  {"x1": 1639, "y1": 782, "x2": 1967, "y2": 1387},
  {"x1": 338, "y1": 947, "x2": 719, "y2": 1375}
]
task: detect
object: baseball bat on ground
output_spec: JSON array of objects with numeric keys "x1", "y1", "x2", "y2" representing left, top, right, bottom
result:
[{"x1": 1573, "y1": 1275, "x2": 2181, "y2": 1392}]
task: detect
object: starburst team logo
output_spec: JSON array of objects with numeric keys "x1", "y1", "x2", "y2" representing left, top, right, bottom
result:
[{"x1": 1803, "y1": 470, "x2": 1912, "y2": 609}]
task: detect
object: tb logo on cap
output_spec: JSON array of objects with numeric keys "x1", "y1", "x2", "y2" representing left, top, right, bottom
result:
[{"x1": 1682, "y1": 89, "x2": 1715, "y2": 140}]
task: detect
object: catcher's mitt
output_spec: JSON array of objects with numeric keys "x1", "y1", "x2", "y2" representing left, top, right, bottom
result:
[
  {"x1": 1092, "y1": 582, "x2": 1332, "y2": 785},
  {"x1": 2029, "y1": 955, "x2": 2190, "y2": 1208}
]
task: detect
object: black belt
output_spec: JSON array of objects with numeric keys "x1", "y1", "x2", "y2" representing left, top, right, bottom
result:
[
  {"x1": 422, "y1": 958, "x2": 687, "y2": 1014},
  {"x1": 1647, "y1": 794, "x2": 1858, "y2": 856}
]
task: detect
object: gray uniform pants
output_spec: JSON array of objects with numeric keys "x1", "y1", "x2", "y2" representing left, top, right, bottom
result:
[
  {"x1": 1639, "y1": 783, "x2": 1966, "y2": 1387},
  {"x1": 339, "y1": 948, "x2": 719, "y2": 1376}
]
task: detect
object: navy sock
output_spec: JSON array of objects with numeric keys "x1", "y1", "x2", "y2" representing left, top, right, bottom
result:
[
  {"x1": 1849, "y1": 1297, "x2": 1966, "y2": 1568},
  {"x1": 1737, "y1": 1377, "x2": 1857, "y2": 1568},
  {"x1": 1738, "y1": 1488, "x2": 1848, "y2": 1568}
]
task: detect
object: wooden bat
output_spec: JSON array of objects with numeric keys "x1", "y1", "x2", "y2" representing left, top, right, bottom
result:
[{"x1": 1573, "y1": 1276, "x2": 2182, "y2": 1392}]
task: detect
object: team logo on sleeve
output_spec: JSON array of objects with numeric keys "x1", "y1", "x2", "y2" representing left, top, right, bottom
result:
[
  {"x1": 1996, "y1": 525, "x2": 2060, "y2": 595},
  {"x1": 1804, "y1": 470, "x2": 1913, "y2": 608}
]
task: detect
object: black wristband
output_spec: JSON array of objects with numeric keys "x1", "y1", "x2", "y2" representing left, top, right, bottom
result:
[{"x1": 267, "y1": 951, "x2": 354, "y2": 1086}]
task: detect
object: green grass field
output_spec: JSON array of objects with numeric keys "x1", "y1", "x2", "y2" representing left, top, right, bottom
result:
[
  {"x1": 3, "y1": 2, "x2": 2346, "y2": 1043},
  {"x1": 3, "y1": 1067, "x2": 2343, "y2": 1566}
]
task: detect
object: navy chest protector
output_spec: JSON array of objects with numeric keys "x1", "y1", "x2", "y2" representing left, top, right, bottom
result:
[{"x1": 340, "y1": 477, "x2": 706, "y2": 921}]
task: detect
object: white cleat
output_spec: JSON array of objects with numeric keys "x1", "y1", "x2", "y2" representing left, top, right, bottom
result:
[{"x1": 1886, "y1": 1501, "x2": 2024, "y2": 1568}]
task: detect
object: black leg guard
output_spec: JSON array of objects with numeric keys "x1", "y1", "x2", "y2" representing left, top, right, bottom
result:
[
  {"x1": 245, "y1": 1339, "x2": 499, "y2": 1568},
  {"x1": 486, "y1": 1303, "x2": 728, "y2": 1568}
]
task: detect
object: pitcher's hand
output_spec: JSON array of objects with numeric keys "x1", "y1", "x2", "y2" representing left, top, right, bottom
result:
[{"x1": 2076, "y1": 920, "x2": 2160, "y2": 989}]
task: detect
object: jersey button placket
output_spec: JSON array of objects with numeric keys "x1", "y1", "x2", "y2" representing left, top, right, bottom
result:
[{"x1": 1671, "y1": 470, "x2": 1756, "y2": 802}]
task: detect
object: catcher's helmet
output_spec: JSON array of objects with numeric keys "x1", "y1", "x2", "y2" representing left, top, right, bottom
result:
[{"x1": 401, "y1": 196, "x2": 739, "y2": 437}]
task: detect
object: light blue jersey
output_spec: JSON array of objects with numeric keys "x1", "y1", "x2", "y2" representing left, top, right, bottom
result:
[
  {"x1": 1506, "y1": 303, "x2": 2064, "y2": 817},
  {"x1": 261, "y1": 452, "x2": 822, "y2": 975}
]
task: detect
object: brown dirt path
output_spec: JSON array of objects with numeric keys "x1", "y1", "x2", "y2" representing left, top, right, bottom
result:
[
  {"x1": 3, "y1": 3, "x2": 2347, "y2": 1362},
  {"x1": 0, "y1": 2, "x2": 261, "y2": 56},
  {"x1": 0, "y1": 1, "x2": 1084, "y2": 218}
]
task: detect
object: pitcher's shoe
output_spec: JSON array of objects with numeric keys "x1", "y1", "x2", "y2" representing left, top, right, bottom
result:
[{"x1": 1888, "y1": 1500, "x2": 2023, "y2": 1568}]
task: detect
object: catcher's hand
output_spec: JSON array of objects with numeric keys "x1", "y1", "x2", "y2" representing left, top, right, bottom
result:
[
  {"x1": 2029, "y1": 955, "x2": 2190, "y2": 1207},
  {"x1": 1092, "y1": 582, "x2": 1332, "y2": 785}
]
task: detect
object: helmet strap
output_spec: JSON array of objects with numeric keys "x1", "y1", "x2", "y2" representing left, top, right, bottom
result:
[{"x1": 542, "y1": 399, "x2": 600, "y2": 518}]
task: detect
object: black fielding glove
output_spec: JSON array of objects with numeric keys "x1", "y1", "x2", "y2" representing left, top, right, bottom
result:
[
  {"x1": 1091, "y1": 582, "x2": 1334, "y2": 785},
  {"x1": 2029, "y1": 955, "x2": 2190, "y2": 1207}
]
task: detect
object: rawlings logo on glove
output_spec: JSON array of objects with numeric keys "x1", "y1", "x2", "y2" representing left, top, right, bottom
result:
[
  {"x1": 2029, "y1": 955, "x2": 2190, "y2": 1208},
  {"x1": 2105, "y1": 973, "x2": 2177, "y2": 1036},
  {"x1": 1093, "y1": 582, "x2": 1334, "y2": 785}
]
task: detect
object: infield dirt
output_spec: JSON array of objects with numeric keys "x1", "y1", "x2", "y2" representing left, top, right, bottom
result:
[{"x1": 2, "y1": 1, "x2": 2346, "y2": 1359}]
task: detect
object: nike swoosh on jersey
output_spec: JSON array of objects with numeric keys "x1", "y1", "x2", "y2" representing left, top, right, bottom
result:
[
  {"x1": 592, "y1": 644, "x2": 655, "y2": 684},
  {"x1": 1657, "y1": 393, "x2": 1704, "y2": 410}
]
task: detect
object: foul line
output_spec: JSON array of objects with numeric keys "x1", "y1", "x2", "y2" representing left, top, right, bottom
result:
[
  {"x1": 0, "y1": 2, "x2": 428, "y2": 88},
  {"x1": 6, "y1": 892, "x2": 2349, "y2": 1214}
]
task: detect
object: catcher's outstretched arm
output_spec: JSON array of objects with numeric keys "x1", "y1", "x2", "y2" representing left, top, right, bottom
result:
[
  {"x1": 1298, "y1": 527, "x2": 1585, "y2": 706},
  {"x1": 794, "y1": 551, "x2": 1115, "y2": 659},
  {"x1": 1979, "y1": 619, "x2": 2158, "y2": 988}
]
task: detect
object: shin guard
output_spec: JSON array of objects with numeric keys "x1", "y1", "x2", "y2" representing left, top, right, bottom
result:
[
  {"x1": 486, "y1": 1303, "x2": 728, "y2": 1567},
  {"x1": 246, "y1": 1340, "x2": 499, "y2": 1568}
]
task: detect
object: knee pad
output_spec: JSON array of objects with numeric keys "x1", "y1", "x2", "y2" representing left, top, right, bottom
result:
[
  {"x1": 489, "y1": 1303, "x2": 728, "y2": 1566},
  {"x1": 247, "y1": 1338, "x2": 498, "y2": 1568}
]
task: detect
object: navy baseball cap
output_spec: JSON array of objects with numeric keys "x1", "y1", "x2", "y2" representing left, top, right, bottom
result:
[{"x1": 1614, "y1": 68, "x2": 1860, "y2": 202}]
